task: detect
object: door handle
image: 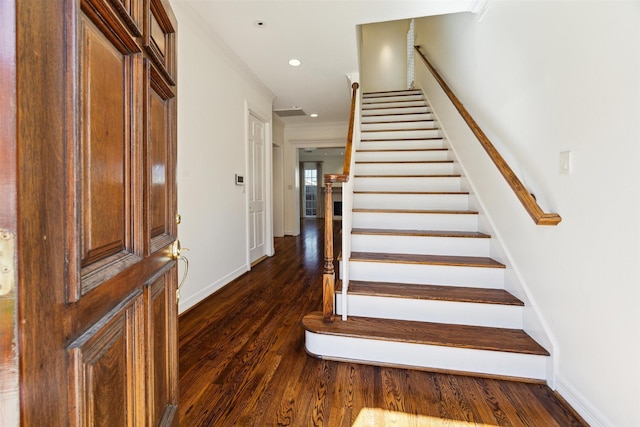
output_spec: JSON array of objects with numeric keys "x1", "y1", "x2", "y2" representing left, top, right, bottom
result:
[
  {"x1": 171, "y1": 240, "x2": 189, "y2": 303},
  {"x1": 171, "y1": 239, "x2": 189, "y2": 259}
]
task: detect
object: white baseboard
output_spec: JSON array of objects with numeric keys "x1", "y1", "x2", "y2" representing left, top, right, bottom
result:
[
  {"x1": 178, "y1": 264, "x2": 249, "y2": 314},
  {"x1": 555, "y1": 374, "x2": 613, "y2": 427}
]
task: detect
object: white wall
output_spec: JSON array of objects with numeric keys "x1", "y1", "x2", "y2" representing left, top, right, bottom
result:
[
  {"x1": 171, "y1": 1, "x2": 275, "y2": 314},
  {"x1": 283, "y1": 122, "x2": 348, "y2": 235},
  {"x1": 414, "y1": 3, "x2": 639, "y2": 426},
  {"x1": 360, "y1": 19, "x2": 410, "y2": 93}
]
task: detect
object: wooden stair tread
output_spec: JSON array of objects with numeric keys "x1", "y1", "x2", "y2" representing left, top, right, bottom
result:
[
  {"x1": 302, "y1": 312, "x2": 548, "y2": 356},
  {"x1": 354, "y1": 191, "x2": 469, "y2": 195},
  {"x1": 360, "y1": 138, "x2": 443, "y2": 142},
  {"x1": 352, "y1": 208, "x2": 477, "y2": 215},
  {"x1": 363, "y1": 90, "x2": 422, "y2": 97},
  {"x1": 357, "y1": 148, "x2": 447, "y2": 152},
  {"x1": 362, "y1": 105, "x2": 430, "y2": 111},
  {"x1": 336, "y1": 280, "x2": 523, "y2": 306},
  {"x1": 362, "y1": 100, "x2": 425, "y2": 105},
  {"x1": 363, "y1": 128, "x2": 438, "y2": 132},
  {"x1": 363, "y1": 112, "x2": 431, "y2": 117},
  {"x1": 350, "y1": 252, "x2": 505, "y2": 268},
  {"x1": 364, "y1": 120, "x2": 435, "y2": 124},
  {"x1": 351, "y1": 228, "x2": 490, "y2": 238},
  {"x1": 355, "y1": 160, "x2": 453, "y2": 164},
  {"x1": 354, "y1": 174, "x2": 461, "y2": 178}
]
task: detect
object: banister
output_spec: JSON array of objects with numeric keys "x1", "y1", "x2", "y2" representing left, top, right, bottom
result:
[
  {"x1": 342, "y1": 82, "x2": 359, "y2": 177},
  {"x1": 414, "y1": 46, "x2": 561, "y2": 226},
  {"x1": 322, "y1": 82, "x2": 359, "y2": 323}
]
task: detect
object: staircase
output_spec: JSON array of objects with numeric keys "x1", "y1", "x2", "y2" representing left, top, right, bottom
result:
[{"x1": 302, "y1": 89, "x2": 550, "y2": 381}]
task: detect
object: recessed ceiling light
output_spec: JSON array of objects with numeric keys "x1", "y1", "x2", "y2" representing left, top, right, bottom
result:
[
  {"x1": 310, "y1": 113, "x2": 318, "y2": 118},
  {"x1": 288, "y1": 59, "x2": 301, "y2": 67}
]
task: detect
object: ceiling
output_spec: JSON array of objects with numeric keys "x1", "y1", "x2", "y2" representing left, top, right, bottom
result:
[{"x1": 174, "y1": 1, "x2": 476, "y2": 124}]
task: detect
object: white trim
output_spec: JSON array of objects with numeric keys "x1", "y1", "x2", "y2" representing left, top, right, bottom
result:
[
  {"x1": 469, "y1": 0, "x2": 492, "y2": 22},
  {"x1": 556, "y1": 374, "x2": 613, "y2": 427},
  {"x1": 285, "y1": 138, "x2": 347, "y2": 236},
  {"x1": 178, "y1": 264, "x2": 248, "y2": 314}
]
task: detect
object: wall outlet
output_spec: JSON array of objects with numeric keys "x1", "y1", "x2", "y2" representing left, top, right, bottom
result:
[{"x1": 559, "y1": 151, "x2": 571, "y2": 174}]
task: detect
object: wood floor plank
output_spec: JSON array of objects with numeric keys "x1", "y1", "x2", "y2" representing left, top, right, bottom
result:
[{"x1": 178, "y1": 219, "x2": 584, "y2": 426}]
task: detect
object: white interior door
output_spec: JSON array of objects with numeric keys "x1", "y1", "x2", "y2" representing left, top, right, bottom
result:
[{"x1": 248, "y1": 113, "x2": 266, "y2": 264}]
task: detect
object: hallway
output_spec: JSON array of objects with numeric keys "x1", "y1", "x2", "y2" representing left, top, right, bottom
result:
[{"x1": 178, "y1": 220, "x2": 585, "y2": 426}]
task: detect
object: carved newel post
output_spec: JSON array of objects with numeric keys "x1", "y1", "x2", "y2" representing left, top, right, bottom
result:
[{"x1": 322, "y1": 179, "x2": 335, "y2": 323}]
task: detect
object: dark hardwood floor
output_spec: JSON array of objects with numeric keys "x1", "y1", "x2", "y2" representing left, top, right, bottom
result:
[{"x1": 178, "y1": 219, "x2": 586, "y2": 426}]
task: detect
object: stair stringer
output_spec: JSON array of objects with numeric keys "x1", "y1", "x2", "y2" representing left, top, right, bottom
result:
[{"x1": 418, "y1": 88, "x2": 557, "y2": 385}]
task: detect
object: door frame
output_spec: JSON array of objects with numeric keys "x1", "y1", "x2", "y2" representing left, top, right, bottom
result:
[
  {"x1": 0, "y1": 0, "x2": 19, "y2": 424},
  {"x1": 244, "y1": 103, "x2": 273, "y2": 269},
  {"x1": 286, "y1": 139, "x2": 345, "y2": 236}
]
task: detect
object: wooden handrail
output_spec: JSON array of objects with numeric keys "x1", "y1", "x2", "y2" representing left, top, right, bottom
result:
[
  {"x1": 342, "y1": 82, "x2": 360, "y2": 177},
  {"x1": 414, "y1": 46, "x2": 561, "y2": 226},
  {"x1": 322, "y1": 82, "x2": 359, "y2": 322}
]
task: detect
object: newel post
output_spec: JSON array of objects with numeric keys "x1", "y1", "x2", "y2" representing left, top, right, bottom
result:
[{"x1": 322, "y1": 179, "x2": 335, "y2": 323}]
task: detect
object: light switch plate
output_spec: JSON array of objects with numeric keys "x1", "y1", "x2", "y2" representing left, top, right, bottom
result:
[{"x1": 559, "y1": 151, "x2": 571, "y2": 174}]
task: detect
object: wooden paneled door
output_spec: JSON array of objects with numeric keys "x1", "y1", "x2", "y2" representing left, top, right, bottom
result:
[
  {"x1": 248, "y1": 113, "x2": 267, "y2": 264},
  {"x1": 10, "y1": 0, "x2": 179, "y2": 425}
]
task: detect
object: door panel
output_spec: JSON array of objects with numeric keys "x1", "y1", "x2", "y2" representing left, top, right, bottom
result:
[
  {"x1": 144, "y1": 0, "x2": 176, "y2": 84},
  {"x1": 148, "y1": 271, "x2": 178, "y2": 425},
  {"x1": 77, "y1": 12, "x2": 140, "y2": 297},
  {"x1": 145, "y1": 61, "x2": 176, "y2": 254},
  {"x1": 68, "y1": 290, "x2": 145, "y2": 427}
]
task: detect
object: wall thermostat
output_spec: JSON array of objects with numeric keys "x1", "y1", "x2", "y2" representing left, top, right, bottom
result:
[{"x1": 235, "y1": 174, "x2": 244, "y2": 185}]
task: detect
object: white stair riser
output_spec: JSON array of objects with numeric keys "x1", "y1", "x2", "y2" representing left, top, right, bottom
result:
[
  {"x1": 335, "y1": 294, "x2": 523, "y2": 329},
  {"x1": 363, "y1": 94, "x2": 424, "y2": 103},
  {"x1": 352, "y1": 211, "x2": 478, "y2": 231},
  {"x1": 351, "y1": 234, "x2": 489, "y2": 257},
  {"x1": 348, "y1": 261, "x2": 503, "y2": 288},
  {"x1": 361, "y1": 129, "x2": 440, "y2": 140},
  {"x1": 362, "y1": 100, "x2": 426, "y2": 109},
  {"x1": 362, "y1": 106, "x2": 429, "y2": 115},
  {"x1": 305, "y1": 332, "x2": 548, "y2": 381},
  {"x1": 353, "y1": 192, "x2": 468, "y2": 210},
  {"x1": 354, "y1": 162, "x2": 455, "y2": 176},
  {"x1": 361, "y1": 113, "x2": 433, "y2": 123},
  {"x1": 354, "y1": 176, "x2": 461, "y2": 192},
  {"x1": 356, "y1": 149, "x2": 449, "y2": 162},
  {"x1": 361, "y1": 121, "x2": 437, "y2": 131},
  {"x1": 358, "y1": 140, "x2": 445, "y2": 151}
]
